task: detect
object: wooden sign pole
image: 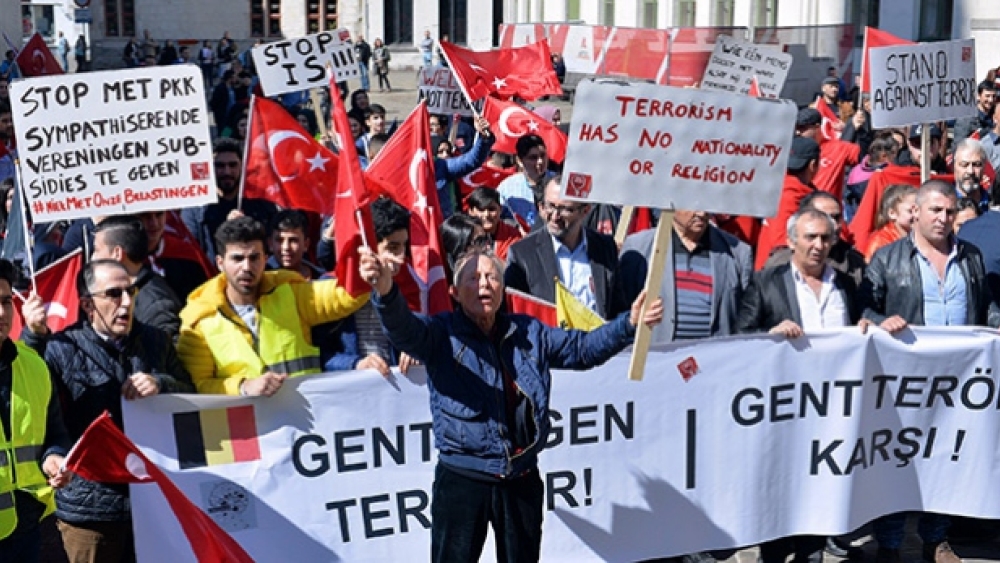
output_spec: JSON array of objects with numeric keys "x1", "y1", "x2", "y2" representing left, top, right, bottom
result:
[
  {"x1": 614, "y1": 206, "x2": 634, "y2": 246},
  {"x1": 920, "y1": 124, "x2": 931, "y2": 184},
  {"x1": 628, "y1": 210, "x2": 673, "y2": 381}
]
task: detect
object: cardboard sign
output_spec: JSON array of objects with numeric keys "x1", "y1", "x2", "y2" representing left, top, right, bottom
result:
[
  {"x1": 562, "y1": 80, "x2": 796, "y2": 217},
  {"x1": 416, "y1": 66, "x2": 474, "y2": 117},
  {"x1": 11, "y1": 65, "x2": 216, "y2": 222},
  {"x1": 701, "y1": 35, "x2": 792, "y2": 98},
  {"x1": 253, "y1": 29, "x2": 360, "y2": 96},
  {"x1": 869, "y1": 38, "x2": 977, "y2": 129}
]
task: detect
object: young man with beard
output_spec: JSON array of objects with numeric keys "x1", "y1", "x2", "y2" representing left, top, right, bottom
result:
[{"x1": 181, "y1": 138, "x2": 279, "y2": 262}]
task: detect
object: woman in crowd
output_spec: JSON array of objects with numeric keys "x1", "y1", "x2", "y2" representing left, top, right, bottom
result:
[
  {"x1": 373, "y1": 39, "x2": 392, "y2": 93},
  {"x1": 864, "y1": 184, "x2": 916, "y2": 262}
]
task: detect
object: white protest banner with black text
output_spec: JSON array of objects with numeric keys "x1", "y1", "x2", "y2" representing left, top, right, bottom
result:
[
  {"x1": 869, "y1": 38, "x2": 977, "y2": 128},
  {"x1": 701, "y1": 35, "x2": 792, "y2": 98},
  {"x1": 253, "y1": 29, "x2": 359, "y2": 96},
  {"x1": 125, "y1": 327, "x2": 1000, "y2": 561},
  {"x1": 417, "y1": 66, "x2": 474, "y2": 117},
  {"x1": 561, "y1": 80, "x2": 796, "y2": 217},
  {"x1": 11, "y1": 65, "x2": 216, "y2": 222}
]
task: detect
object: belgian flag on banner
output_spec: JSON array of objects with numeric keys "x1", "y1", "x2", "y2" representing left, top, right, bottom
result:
[{"x1": 173, "y1": 406, "x2": 261, "y2": 469}]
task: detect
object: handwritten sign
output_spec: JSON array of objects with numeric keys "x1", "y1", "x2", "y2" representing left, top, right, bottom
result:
[
  {"x1": 562, "y1": 80, "x2": 796, "y2": 217},
  {"x1": 253, "y1": 29, "x2": 359, "y2": 96},
  {"x1": 701, "y1": 35, "x2": 792, "y2": 98},
  {"x1": 11, "y1": 65, "x2": 216, "y2": 223},
  {"x1": 869, "y1": 38, "x2": 977, "y2": 129},
  {"x1": 417, "y1": 66, "x2": 474, "y2": 117}
]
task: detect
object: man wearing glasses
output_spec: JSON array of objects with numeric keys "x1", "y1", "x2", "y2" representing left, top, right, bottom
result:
[
  {"x1": 21, "y1": 259, "x2": 193, "y2": 562},
  {"x1": 505, "y1": 175, "x2": 625, "y2": 320},
  {"x1": 181, "y1": 138, "x2": 279, "y2": 262}
]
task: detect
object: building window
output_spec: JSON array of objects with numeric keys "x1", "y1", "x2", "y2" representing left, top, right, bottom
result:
[
  {"x1": 251, "y1": 0, "x2": 282, "y2": 38},
  {"x1": 919, "y1": 0, "x2": 952, "y2": 41},
  {"x1": 22, "y1": 4, "x2": 55, "y2": 40},
  {"x1": 567, "y1": 0, "x2": 580, "y2": 21},
  {"x1": 674, "y1": 0, "x2": 696, "y2": 27},
  {"x1": 385, "y1": 0, "x2": 413, "y2": 45},
  {"x1": 602, "y1": 0, "x2": 615, "y2": 26},
  {"x1": 754, "y1": 0, "x2": 777, "y2": 27},
  {"x1": 641, "y1": 0, "x2": 657, "y2": 28},
  {"x1": 712, "y1": 0, "x2": 734, "y2": 26},
  {"x1": 103, "y1": 0, "x2": 135, "y2": 37},
  {"x1": 440, "y1": 0, "x2": 467, "y2": 44},
  {"x1": 307, "y1": 0, "x2": 337, "y2": 33},
  {"x1": 851, "y1": 0, "x2": 880, "y2": 46}
]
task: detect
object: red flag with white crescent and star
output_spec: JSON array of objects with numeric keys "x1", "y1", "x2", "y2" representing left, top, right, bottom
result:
[
  {"x1": 64, "y1": 412, "x2": 255, "y2": 563},
  {"x1": 243, "y1": 97, "x2": 340, "y2": 215},
  {"x1": 439, "y1": 40, "x2": 562, "y2": 102},
  {"x1": 15, "y1": 33, "x2": 63, "y2": 77},
  {"x1": 481, "y1": 97, "x2": 569, "y2": 163},
  {"x1": 8, "y1": 250, "x2": 83, "y2": 341},
  {"x1": 814, "y1": 96, "x2": 843, "y2": 142},
  {"x1": 330, "y1": 77, "x2": 377, "y2": 298},
  {"x1": 457, "y1": 165, "x2": 517, "y2": 207},
  {"x1": 366, "y1": 102, "x2": 451, "y2": 315}
]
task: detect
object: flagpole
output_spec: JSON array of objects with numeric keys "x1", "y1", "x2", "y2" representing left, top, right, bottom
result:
[
  {"x1": 12, "y1": 160, "x2": 37, "y2": 293},
  {"x1": 236, "y1": 94, "x2": 257, "y2": 212},
  {"x1": 437, "y1": 41, "x2": 482, "y2": 119},
  {"x1": 355, "y1": 210, "x2": 371, "y2": 249}
]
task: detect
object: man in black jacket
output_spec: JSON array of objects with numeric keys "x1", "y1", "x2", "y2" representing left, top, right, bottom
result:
[
  {"x1": 21, "y1": 259, "x2": 193, "y2": 563},
  {"x1": 860, "y1": 179, "x2": 999, "y2": 563},
  {"x1": 739, "y1": 208, "x2": 861, "y2": 563},
  {"x1": 505, "y1": 175, "x2": 624, "y2": 320},
  {"x1": 92, "y1": 215, "x2": 182, "y2": 339}
]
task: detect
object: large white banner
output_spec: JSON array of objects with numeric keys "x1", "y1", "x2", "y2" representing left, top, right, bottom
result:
[
  {"x1": 701, "y1": 35, "x2": 792, "y2": 98},
  {"x1": 870, "y1": 38, "x2": 977, "y2": 129},
  {"x1": 417, "y1": 66, "x2": 474, "y2": 117},
  {"x1": 11, "y1": 65, "x2": 216, "y2": 222},
  {"x1": 252, "y1": 29, "x2": 360, "y2": 96},
  {"x1": 561, "y1": 80, "x2": 796, "y2": 217},
  {"x1": 125, "y1": 327, "x2": 1000, "y2": 562}
]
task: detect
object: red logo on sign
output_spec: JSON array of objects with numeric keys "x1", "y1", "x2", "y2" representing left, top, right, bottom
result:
[
  {"x1": 191, "y1": 162, "x2": 210, "y2": 180},
  {"x1": 677, "y1": 356, "x2": 699, "y2": 381},
  {"x1": 963, "y1": 47, "x2": 972, "y2": 62},
  {"x1": 338, "y1": 29, "x2": 351, "y2": 42},
  {"x1": 565, "y1": 172, "x2": 593, "y2": 198}
]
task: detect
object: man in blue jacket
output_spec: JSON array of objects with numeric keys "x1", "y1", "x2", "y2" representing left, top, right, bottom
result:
[{"x1": 361, "y1": 247, "x2": 662, "y2": 562}]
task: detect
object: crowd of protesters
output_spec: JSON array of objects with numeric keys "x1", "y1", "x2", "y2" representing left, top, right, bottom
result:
[{"x1": 3, "y1": 25, "x2": 1000, "y2": 563}]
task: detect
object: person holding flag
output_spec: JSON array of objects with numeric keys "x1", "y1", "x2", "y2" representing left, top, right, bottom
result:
[{"x1": 0, "y1": 258, "x2": 73, "y2": 562}]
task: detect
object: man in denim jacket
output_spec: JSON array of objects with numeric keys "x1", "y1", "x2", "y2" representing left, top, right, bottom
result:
[{"x1": 362, "y1": 247, "x2": 662, "y2": 563}]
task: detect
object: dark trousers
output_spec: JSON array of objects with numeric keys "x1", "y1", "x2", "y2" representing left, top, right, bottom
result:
[
  {"x1": 759, "y1": 535, "x2": 825, "y2": 563},
  {"x1": 431, "y1": 463, "x2": 544, "y2": 563},
  {"x1": 0, "y1": 523, "x2": 41, "y2": 563}
]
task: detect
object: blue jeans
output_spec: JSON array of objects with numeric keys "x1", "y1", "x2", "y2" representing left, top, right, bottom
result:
[
  {"x1": 423, "y1": 51, "x2": 433, "y2": 67},
  {"x1": 0, "y1": 523, "x2": 40, "y2": 563},
  {"x1": 431, "y1": 463, "x2": 543, "y2": 563},
  {"x1": 874, "y1": 512, "x2": 950, "y2": 549},
  {"x1": 359, "y1": 62, "x2": 370, "y2": 91}
]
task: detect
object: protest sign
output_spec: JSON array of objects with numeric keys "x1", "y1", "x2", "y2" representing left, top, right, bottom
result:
[
  {"x1": 11, "y1": 65, "x2": 216, "y2": 223},
  {"x1": 417, "y1": 66, "x2": 474, "y2": 117},
  {"x1": 701, "y1": 35, "x2": 792, "y2": 98},
  {"x1": 561, "y1": 80, "x2": 796, "y2": 217},
  {"x1": 253, "y1": 29, "x2": 360, "y2": 96},
  {"x1": 869, "y1": 38, "x2": 977, "y2": 129},
  {"x1": 125, "y1": 327, "x2": 1000, "y2": 561}
]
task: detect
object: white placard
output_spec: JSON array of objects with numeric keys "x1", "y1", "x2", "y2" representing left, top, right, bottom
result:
[
  {"x1": 870, "y1": 38, "x2": 977, "y2": 129},
  {"x1": 124, "y1": 327, "x2": 1000, "y2": 562},
  {"x1": 417, "y1": 66, "x2": 474, "y2": 117},
  {"x1": 252, "y1": 29, "x2": 360, "y2": 96},
  {"x1": 562, "y1": 80, "x2": 796, "y2": 217},
  {"x1": 701, "y1": 35, "x2": 792, "y2": 98},
  {"x1": 11, "y1": 65, "x2": 216, "y2": 222}
]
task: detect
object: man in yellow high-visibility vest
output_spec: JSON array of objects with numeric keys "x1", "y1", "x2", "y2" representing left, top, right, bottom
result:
[{"x1": 0, "y1": 258, "x2": 72, "y2": 562}]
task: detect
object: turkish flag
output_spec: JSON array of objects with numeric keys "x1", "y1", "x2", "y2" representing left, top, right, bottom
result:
[
  {"x1": 15, "y1": 33, "x2": 63, "y2": 77},
  {"x1": 9, "y1": 250, "x2": 83, "y2": 341},
  {"x1": 64, "y1": 412, "x2": 254, "y2": 563},
  {"x1": 366, "y1": 102, "x2": 451, "y2": 315},
  {"x1": 439, "y1": 40, "x2": 562, "y2": 102},
  {"x1": 815, "y1": 96, "x2": 843, "y2": 142},
  {"x1": 244, "y1": 97, "x2": 340, "y2": 216},
  {"x1": 505, "y1": 288, "x2": 557, "y2": 327},
  {"x1": 481, "y1": 97, "x2": 569, "y2": 163},
  {"x1": 861, "y1": 27, "x2": 912, "y2": 94},
  {"x1": 848, "y1": 165, "x2": 953, "y2": 249},
  {"x1": 457, "y1": 165, "x2": 517, "y2": 208},
  {"x1": 330, "y1": 77, "x2": 377, "y2": 299}
]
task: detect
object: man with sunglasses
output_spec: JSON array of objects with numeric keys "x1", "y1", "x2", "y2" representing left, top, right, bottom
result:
[
  {"x1": 505, "y1": 175, "x2": 625, "y2": 320},
  {"x1": 21, "y1": 259, "x2": 193, "y2": 562}
]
